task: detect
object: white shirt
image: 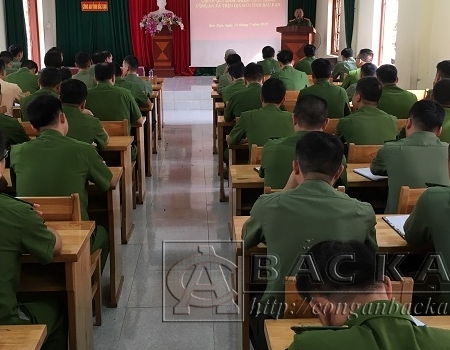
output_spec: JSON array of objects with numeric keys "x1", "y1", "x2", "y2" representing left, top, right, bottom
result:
[{"x1": 0, "y1": 79, "x2": 24, "y2": 116}]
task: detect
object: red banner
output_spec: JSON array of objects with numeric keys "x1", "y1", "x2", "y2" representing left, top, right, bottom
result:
[{"x1": 81, "y1": 1, "x2": 108, "y2": 12}]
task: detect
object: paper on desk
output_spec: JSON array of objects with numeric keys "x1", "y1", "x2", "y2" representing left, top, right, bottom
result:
[
  {"x1": 354, "y1": 167, "x2": 388, "y2": 181},
  {"x1": 382, "y1": 215, "x2": 410, "y2": 238},
  {"x1": 254, "y1": 167, "x2": 260, "y2": 173}
]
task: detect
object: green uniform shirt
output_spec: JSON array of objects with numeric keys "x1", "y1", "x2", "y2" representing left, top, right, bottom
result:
[
  {"x1": 12, "y1": 60, "x2": 22, "y2": 69},
  {"x1": 85, "y1": 82, "x2": 142, "y2": 134},
  {"x1": 5, "y1": 68, "x2": 39, "y2": 94},
  {"x1": 341, "y1": 68, "x2": 361, "y2": 89},
  {"x1": 89, "y1": 64, "x2": 96, "y2": 76},
  {"x1": 243, "y1": 180, "x2": 377, "y2": 306},
  {"x1": 0, "y1": 114, "x2": 30, "y2": 146},
  {"x1": 260, "y1": 130, "x2": 347, "y2": 189},
  {"x1": 332, "y1": 58, "x2": 357, "y2": 80},
  {"x1": 218, "y1": 73, "x2": 232, "y2": 94},
  {"x1": 256, "y1": 58, "x2": 281, "y2": 75},
  {"x1": 0, "y1": 193, "x2": 56, "y2": 325},
  {"x1": 221, "y1": 79, "x2": 246, "y2": 104},
  {"x1": 294, "y1": 57, "x2": 315, "y2": 75},
  {"x1": 370, "y1": 131, "x2": 450, "y2": 213},
  {"x1": 271, "y1": 66, "x2": 310, "y2": 91},
  {"x1": 63, "y1": 104, "x2": 108, "y2": 151},
  {"x1": 124, "y1": 74, "x2": 152, "y2": 97},
  {"x1": 336, "y1": 106, "x2": 398, "y2": 145},
  {"x1": 19, "y1": 88, "x2": 59, "y2": 121},
  {"x1": 439, "y1": 107, "x2": 450, "y2": 142},
  {"x1": 299, "y1": 79, "x2": 351, "y2": 118},
  {"x1": 6, "y1": 67, "x2": 18, "y2": 76},
  {"x1": 346, "y1": 83, "x2": 357, "y2": 101},
  {"x1": 115, "y1": 77, "x2": 149, "y2": 107},
  {"x1": 11, "y1": 129, "x2": 112, "y2": 220},
  {"x1": 377, "y1": 85, "x2": 418, "y2": 119},
  {"x1": 72, "y1": 70, "x2": 96, "y2": 89},
  {"x1": 288, "y1": 300, "x2": 450, "y2": 350},
  {"x1": 224, "y1": 82, "x2": 262, "y2": 122},
  {"x1": 228, "y1": 104, "x2": 294, "y2": 152},
  {"x1": 287, "y1": 18, "x2": 312, "y2": 27},
  {"x1": 215, "y1": 63, "x2": 227, "y2": 79}
]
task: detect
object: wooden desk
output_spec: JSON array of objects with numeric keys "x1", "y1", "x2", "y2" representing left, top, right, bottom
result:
[
  {"x1": 132, "y1": 119, "x2": 146, "y2": 204},
  {"x1": 211, "y1": 90, "x2": 223, "y2": 154},
  {"x1": 139, "y1": 106, "x2": 153, "y2": 177},
  {"x1": 265, "y1": 316, "x2": 450, "y2": 350},
  {"x1": 213, "y1": 78, "x2": 219, "y2": 84},
  {"x1": 212, "y1": 83, "x2": 218, "y2": 91},
  {"x1": 347, "y1": 163, "x2": 388, "y2": 188},
  {"x1": 149, "y1": 91, "x2": 159, "y2": 154},
  {"x1": 0, "y1": 325, "x2": 47, "y2": 350},
  {"x1": 20, "y1": 221, "x2": 95, "y2": 350},
  {"x1": 217, "y1": 115, "x2": 235, "y2": 202},
  {"x1": 151, "y1": 84, "x2": 163, "y2": 140}
]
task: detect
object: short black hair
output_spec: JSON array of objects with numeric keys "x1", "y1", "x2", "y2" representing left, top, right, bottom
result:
[
  {"x1": 21, "y1": 60, "x2": 38, "y2": 71},
  {"x1": 341, "y1": 48, "x2": 354, "y2": 59},
  {"x1": 123, "y1": 55, "x2": 139, "y2": 71},
  {"x1": 262, "y1": 46, "x2": 275, "y2": 59},
  {"x1": 60, "y1": 79, "x2": 88, "y2": 105},
  {"x1": 355, "y1": 77, "x2": 382, "y2": 103},
  {"x1": 296, "y1": 240, "x2": 381, "y2": 301},
  {"x1": 8, "y1": 44, "x2": 23, "y2": 57},
  {"x1": 303, "y1": 45, "x2": 316, "y2": 58},
  {"x1": 112, "y1": 61, "x2": 123, "y2": 77},
  {"x1": 261, "y1": 78, "x2": 286, "y2": 104},
  {"x1": 436, "y1": 61, "x2": 450, "y2": 79},
  {"x1": 0, "y1": 59, "x2": 5, "y2": 73},
  {"x1": 27, "y1": 95, "x2": 63, "y2": 130},
  {"x1": 360, "y1": 63, "x2": 377, "y2": 77},
  {"x1": 295, "y1": 131, "x2": 343, "y2": 179},
  {"x1": 75, "y1": 52, "x2": 91, "y2": 69},
  {"x1": 102, "y1": 50, "x2": 112, "y2": 59},
  {"x1": 92, "y1": 51, "x2": 107, "y2": 64},
  {"x1": 44, "y1": 50, "x2": 62, "y2": 68},
  {"x1": 433, "y1": 79, "x2": 450, "y2": 106},
  {"x1": 409, "y1": 100, "x2": 445, "y2": 132},
  {"x1": 358, "y1": 48, "x2": 374, "y2": 62},
  {"x1": 95, "y1": 62, "x2": 115, "y2": 81},
  {"x1": 48, "y1": 47, "x2": 63, "y2": 55},
  {"x1": 311, "y1": 58, "x2": 332, "y2": 79},
  {"x1": 39, "y1": 67, "x2": 62, "y2": 88},
  {"x1": 228, "y1": 62, "x2": 245, "y2": 79},
  {"x1": 226, "y1": 53, "x2": 241, "y2": 66},
  {"x1": 294, "y1": 95, "x2": 328, "y2": 128},
  {"x1": 59, "y1": 67, "x2": 72, "y2": 82},
  {"x1": 277, "y1": 50, "x2": 294, "y2": 65},
  {"x1": 244, "y1": 63, "x2": 264, "y2": 82},
  {"x1": 376, "y1": 64, "x2": 398, "y2": 84},
  {"x1": 0, "y1": 51, "x2": 13, "y2": 64}
]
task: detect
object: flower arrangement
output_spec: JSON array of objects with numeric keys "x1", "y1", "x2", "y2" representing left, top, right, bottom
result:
[{"x1": 140, "y1": 12, "x2": 184, "y2": 36}]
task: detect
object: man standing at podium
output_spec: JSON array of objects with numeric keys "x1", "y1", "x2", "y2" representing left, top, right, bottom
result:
[{"x1": 287, "y1": 8, "x2": 312, "y2": 27}]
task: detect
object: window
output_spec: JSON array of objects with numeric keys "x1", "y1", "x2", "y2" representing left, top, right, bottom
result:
[
  {"x1": 379, "y1": 0, "x2": 399, "y2": 64},
  {"x1": 331, "y1": 0, "x2": 342, "y2": 55}
]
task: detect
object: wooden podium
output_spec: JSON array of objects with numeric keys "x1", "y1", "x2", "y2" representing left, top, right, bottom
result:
[
  {"x1": 152, "y1": 27, "x2": 175, "y2": 77},
  {"x1": 276, "y1": 26, "x2": 316, "y2": 63}
]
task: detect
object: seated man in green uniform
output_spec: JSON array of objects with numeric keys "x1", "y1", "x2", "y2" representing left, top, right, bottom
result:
[
  {"x1": 287, "y1": 8, "x2": 312, "y2": 27},
  {"x1": 345, "y1": 62, "x2": 377, "y2": 101},
  {"x1": 272, "y1": 50, "x2": 309, "y2": 90},
  {"x1": 341, "y1": 48, "x2": 374, "y2": 89},
  {"x1": 59, "y1": 67, "x2": 72, "y2": 82},
  {"x1": 300, "y1": 58, "x2": 351, "y2": 118},
  {"x1": 260, "y1": 95, "x2": 347, "y2": 189},
  {"x1": 294, "y1": 44, "x2": 316, "y2": 75},
  {"x1": 122, "y1": 55, "x2": 152, "y2": 96},
  {"x1": 20, "y1": 67, "x2": 61, "y2": 121},
  {"x1": 218, "y1": 53, "x2": 241, "y2": 94},
  {"x1": 0, "y1": 85, "x2": 29, "y2": 147},
  {"x1": 6, "y1": 60, "x2": 39, "y2": 94},
  {"x1": 376, "y1": 64, "x2": 418, "y2": 119},
  {"x1": 332, "y1": 48, "x2": 357, "y2": 81},
  {"x1": 426, "y1": 60, "x2": 450, "y2": 99},
  {"x1": 0, "y1": 51, "x2": 18, "y2": 75},
  {"x1": 113, "y1": 62, "x2": 151, "y2": 108},
  {"x1": 8, "y1": 44, "x2": 23, "y2": 69},
  {"x1": 221, "y1": 62, "x2": 245, "y2": 103},
  {"x1": 337, "y1": 76, "x2": 398, "y2": 145},
  {"x1": 216, "y1": 49, "x2": 236, "y2": 79},
  {"x1": 227, "y1": 78, "x2": 294, "y2": 154},
  {"x1": 433, "y1": 79, "x2": 450, "y2": 142},
  {"x1": 257, "y1": 46, "x2": 281, "y2": 75},
  {"x1": 11, "y1": 95, "x2": 112, "y2": 270},
  {"x1": 89, "y1": 50, "x2": 113, "y2": 76},
  {"x1": 224, "y1": 63, "x2": 263, "y2": 122},
  {"x1": 371, "y1": 100, "x2": 450, "y2": 213},
  {"x1": 244, "y1": 132, "x2": 377, "y2": 350},
  {"x1": 0, "y1": 132, "x2": 68, "y2": 350},
  {"x1": 289, "y1": 240, "x2": 450, "y2": 350},
  {"x1": 60, "y1": 79, "x2": 109, "y2": 150},
  {"x1": 72, "y1": 52, "x2": 96, "y2": 88}
]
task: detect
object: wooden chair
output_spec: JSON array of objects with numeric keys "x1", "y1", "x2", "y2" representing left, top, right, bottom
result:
[
  {"x1": 391, "y1": 277, "x2": 414, "y2": 304},
  {"x1": 407, "y1": 89, "x2": 428, "y2": 101},
  {"x1": 347, "y1": 143, "x2": 382, "y2": 163},
  {"x1": 324, "y1": 119, "x2": 339, "y2": 135},
  {"x1": 12, "y1": 106, "x2": 21, "y2": 119},
  {"x1": 397, "y1": 119, "x2": 407, "y2": 131},
  {"x1": 284, "y1": 90, "x2": 300, "y2": 113},
  {"x1": 397, "y1": 186, "x2": 427, "y2": 214},
  {"x1": 250, "y1": 145, "x2": 263, "y2": 165},
  {"x1": 19, "y1": 121, "x2": 38, "y2": 137},
  {"x1": 18, "y1": 194, "x2": 103, "y2": 325},
  {"x1": 264, "y1": 186, "x2": 345, "y2": 194}
]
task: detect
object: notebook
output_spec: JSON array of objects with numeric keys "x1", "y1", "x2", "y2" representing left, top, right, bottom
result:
[
  {"x1": 382, "y1": 215, "x2": 410, "y2": 238},
  {"x1": 354, "y1": 168, "x2": 388, "y2": 181},
  {"x1": 254, "y1": 166, "x2": 260, "y2": 173}
]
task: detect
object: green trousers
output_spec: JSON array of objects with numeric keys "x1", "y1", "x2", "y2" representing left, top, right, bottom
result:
[{"x1": 91, "y1": 225, "x2": 110, "y2": 271}]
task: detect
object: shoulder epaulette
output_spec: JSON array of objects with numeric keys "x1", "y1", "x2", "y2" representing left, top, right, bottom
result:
[{"x1": 291, "y1": 325, "x2": 348, "y2": 334}]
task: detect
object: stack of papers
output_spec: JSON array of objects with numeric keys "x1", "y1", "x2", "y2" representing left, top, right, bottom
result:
[
  {"x1": 354, "y1": 168, "x2": 388, "y2": 181},
  {"x1": 382, "y1": 215, "x2": 410, "y2": 238}
]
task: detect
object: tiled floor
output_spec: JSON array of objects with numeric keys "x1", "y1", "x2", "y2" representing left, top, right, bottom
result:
[{"x1": 95, "y1": 77, "x2": 241, "y2": 349}]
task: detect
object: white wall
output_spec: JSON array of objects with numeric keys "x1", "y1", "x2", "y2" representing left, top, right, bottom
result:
[
  {"x1": 0, "y1": 1, "x2": 6, "y2": 50},
  {"x1": 315, "y1": 0, "x2": 334, "y2": 58},
  {"x1": 37, "y1": 0, "x2": 57, "y2": 66},
  {"x1": 352, "y1": 0, "x2": 382, "y2": 61}
]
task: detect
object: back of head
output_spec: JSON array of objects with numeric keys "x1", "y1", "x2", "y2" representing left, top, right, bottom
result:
[
  {"x1": 355, "y1": 77, "x2": 382, "y2": 103},
  {"x1": 261, "y1": 78, "x2": 286, "y2": 104},
  {"x1": 102, "y1": 51, "x2": 112, "y2": 61},
  {"x1": 311, "y1": 58, "x2": 332, "y2": 79},
  {"x1": 95, "y1": 62, "x2": 115, "y2": 82},
  {"x1": 296, "y1": 240, "x2": 380, "y2": 302},
  {"x1": 295, "y1": 131, "x2": 343, "y2": 180},
  {"x1": 224, "y1": 49, "x2": 236, "y2": 60},
  {"x1": 60, "y1": 79, "x2": 88, "y2": 105},
  {"x1": 75, "y1": 52, "x2": 91, "y2": 69},
  {"x1": 376, "y1": 64, "x2": 398, "y2": 84},
  {"x1": 59, "y1": 67, "x2": 73, "y2": 82},
  {"x1": 360, "y1": 63, "x2": 377, "y2": 78},
  {"x1": 244, "y1": 63, "x2": 264, "y2": 82},
  {"x1": 39, "y1": 67, "x2": 62, "y2": 88},
  {"x1": 303, "y1": 45, "x2": 316, "y2": 58},
  {"x1": 228, "y1": 62, "x2": 245, "y2": 79},
  {"x1": 433, "y1": 79, "x2": 450, "y2": 106},
  {"x1": 294, "y1": 95, "x2": 328, "y2": 129},
  {"x1": 0, "y1": 59, "x2": 5, "y2": 73},
  {"x1": 21, "y1": 60, "x2": 38, "y2": 72},
  {"x1": 409, "y1": 99, "x2": 445, "y2": 132},
  {"x1": 8, "y1": 44, "x2": 23, "y2": 58},
  {"x1": 358, "y1": 48, "x2": 374, "y2": 63},
  {"x1": 226, "y1": 53, "x2": 241, "y2": 66},
  {"x1": 277, "y1": 50, "x2": 294, "y2": 65},
  {"x1": 341, "y1": 48, "x2": 353, "y2": 59},
  {"x1": 436, "y1": 60, "x2": 450, "y2": 79},
  {"x1": 48, "y1": 47, "x2": 63, "y2": 55},
  {"x1": 92, "y1": 51, "x2": 107, "y2": 64},
  {"x1": 44, "y1": 50, "x2": 62, "y2": 68},
  {"x1": 0, "y1": 51, "x2": 13, "y2": 65},
  {"x1": 123, "y1": 55, "x2": 139, "y2": 72},
  {"x1": 262, "y1": 46, "x2": 275, "y2": 59},
  {"x1": 112, "y1": 62, "x2": 123, "y2": 77},
  {"x1": 27, "y1": 95, "x2": 63, "y2": 130}
]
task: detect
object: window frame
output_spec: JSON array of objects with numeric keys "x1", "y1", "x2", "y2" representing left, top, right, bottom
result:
[{"x1": 331, "y1": 0, "x2": 342, "y2": 55}]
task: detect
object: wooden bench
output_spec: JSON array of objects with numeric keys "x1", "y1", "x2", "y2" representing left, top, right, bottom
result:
[
  {"x1": 148, "y1": 91, "x2": 160, "y2": 154},
  {"x1": 324, "y1": 118, "x2": 339, "y2": 135},
  {"x1": 0, "y1": 325, "x2": 47, "y2": 350},
  {"x1": 284, "y1": 90, "x2": 299, "y2": 113},
  {"x1": 347, "y1": 143, "x2": 382, "y2": 163},
  {"x1": 212, "y1": 89, "x2": 223, "y2": 154},
  {"x1": 139, "y1": 105, "x2": 154, "y2": 176}
]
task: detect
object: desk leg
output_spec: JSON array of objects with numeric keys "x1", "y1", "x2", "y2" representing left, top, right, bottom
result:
[
  {"x1": 160, "y1": 86, "x2": 164, "y2": 129},
  {"x1": 152, "y1": 107, "x2": 158, "y2": 154},
  {"x1": 136, "y1": 126, "x2": 146, "y2": 205},
  {"x1": 213, "y1": 99, "x2": 218, "y2": 154},
  {"x1": 144, "y1": 111, "x2": 152, "y2": 177},
  {"x1": 66, "y1": 244, "x2": 93, "y2": 350},
  {"x1": 157, "y1": 93, "x2": 162, "y2": 140},
  {"x1": 121, "y1": 147, "x2": 134, "y2": 243},
  {"x1": 218, "y1": 125, "x2": 227, "y2": 202}
]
